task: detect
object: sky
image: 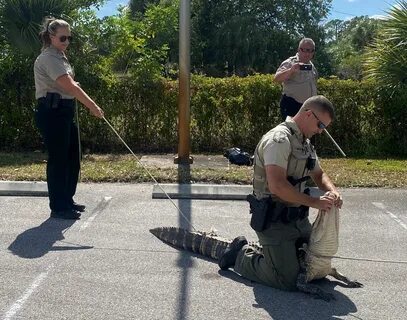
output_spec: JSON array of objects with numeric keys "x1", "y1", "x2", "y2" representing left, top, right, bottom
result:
[
  {"x1": 95, "y1": 0, "x2": 400, "y2": 21},
  {"x1": 325, "y1": 0, "x2": 399, "y2": 21}
]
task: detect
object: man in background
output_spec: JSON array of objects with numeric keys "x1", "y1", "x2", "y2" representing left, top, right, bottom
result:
[{"x1": 274, "y1": 38, "x2": 318, "y2": 120}]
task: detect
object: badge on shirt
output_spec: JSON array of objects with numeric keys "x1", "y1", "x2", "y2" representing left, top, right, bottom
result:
[{"x1": 273, "y1": 132, "x2": 288, "y2": 143}]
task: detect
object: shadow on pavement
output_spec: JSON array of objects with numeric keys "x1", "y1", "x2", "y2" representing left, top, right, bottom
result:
[
  {"x1": 219, "y1": 270, "x2": 358, "y2": 319},
  {"x1": 253, "y1": 280, "x2": 358, "y2": 319},
  {"x1": 176, "y1": 163, "x2": 193, "y2": 320},
  {"x1": 8, "y1": 218, "x2": 92, "y2": 259}
]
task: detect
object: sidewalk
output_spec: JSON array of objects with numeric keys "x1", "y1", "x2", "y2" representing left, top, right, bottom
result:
[{"x1": 139, "y1": 154, "x2": 231, "y2": 169}]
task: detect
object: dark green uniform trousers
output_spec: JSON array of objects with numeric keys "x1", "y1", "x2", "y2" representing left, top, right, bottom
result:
[
  {"x1": 234, "y1": 218, "x2": 311, "y2": 291},
  {"x1": 35, "y1": 99, "x2": 80, "y2": 211}
]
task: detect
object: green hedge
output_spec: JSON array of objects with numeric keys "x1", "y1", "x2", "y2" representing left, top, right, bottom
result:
[
  {"x1": 0, "y1": 73, "x2": 404, "y2": 157},
  {"x1": 80, "y1": 77, "x2": 178, "y2": 153},
  {"x1": 190, "y1": 75, "x2": 281, "y2": 152},
  {"x1": 0, "y1": 60, "x2": 37, "y2": 151}
]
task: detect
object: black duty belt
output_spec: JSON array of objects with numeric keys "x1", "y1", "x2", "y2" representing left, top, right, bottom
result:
[
  {"x1": 38, "y1": 98, "x2": 74, "y2": 107},
  {"x1": 271, "y1": 202, "x2": 309, "y2": 224},
  {"x1": 38, "y1": 92, "x2": 74, "y2": 109},
  {"x1": 248, "y1": 193, "x2": 310, "y2": 232}
]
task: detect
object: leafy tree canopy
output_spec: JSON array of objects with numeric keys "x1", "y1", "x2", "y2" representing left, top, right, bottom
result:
[
  {"x1": 191, "y1": 0, "x2": 332, "y2": 76},
  {"x1": 325, "y1": 16, "x2": 382, "y2": 79}
]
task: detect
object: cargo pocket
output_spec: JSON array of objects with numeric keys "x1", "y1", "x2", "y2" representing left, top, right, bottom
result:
[
  {"x1": 257, "y1": 226, "x2": 283, "y2": 246},
  {"x1": 260, "y1": 226, "x2": 301, "y2": 291}
]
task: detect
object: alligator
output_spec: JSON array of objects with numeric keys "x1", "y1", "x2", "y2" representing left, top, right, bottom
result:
[
  {"x1": 295, "y1": 205, "x2": 363, "y2": 300},
  {"x1": 150, "y1": 206, "x2": 363, "y2": 301}
]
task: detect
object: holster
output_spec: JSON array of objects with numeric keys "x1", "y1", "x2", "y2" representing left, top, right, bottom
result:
[
  {"x1": 247, "y1": 194, "x2": 272, "y2": 232},
  {"x1": 45, "y1": 92, "x2": 61, "y2": 109},
  {"x1": 247, "y1": 194, "x2": 310, "y2": 232}
]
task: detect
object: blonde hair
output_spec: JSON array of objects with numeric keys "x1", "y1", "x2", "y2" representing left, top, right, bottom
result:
[{"x1": 39, "y1": 17, "x2": 70, "y2": 50}]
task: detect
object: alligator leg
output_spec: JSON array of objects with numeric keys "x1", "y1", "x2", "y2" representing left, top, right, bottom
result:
[
  {"x1": 296, "y1": 271, "x2": 335, "y2": 302},
  {"x1": 329, "y1": 268, "x2": 364, "y2": 288}
]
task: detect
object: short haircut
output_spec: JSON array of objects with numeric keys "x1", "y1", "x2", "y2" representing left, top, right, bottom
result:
[
  {"x1": 298, "y1": 38, "x2": 315, "y2": 49},
  {"x1": 300, "y1": 95, "x2": 335, "y2": 120}
]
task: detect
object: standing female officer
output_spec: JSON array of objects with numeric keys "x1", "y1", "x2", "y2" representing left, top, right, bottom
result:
[{"x1": 34, "y1": 17, "x2": 104, "y2": 219}]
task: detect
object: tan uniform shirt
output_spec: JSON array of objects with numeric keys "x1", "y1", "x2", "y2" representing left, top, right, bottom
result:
[
  {"x1": 34, "y1": 46, "x2": 74, "y2": 99},
  {"x1": 253, "y1": 117, "x2": 320, "y2": 205},
  {"x1": 276, "y1": 54, "x2": 318, "y2": 103}
]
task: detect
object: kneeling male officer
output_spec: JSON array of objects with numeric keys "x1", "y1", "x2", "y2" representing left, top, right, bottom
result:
[{"x1": 218, "y1": 95, "x2": 342, "y2": 291}]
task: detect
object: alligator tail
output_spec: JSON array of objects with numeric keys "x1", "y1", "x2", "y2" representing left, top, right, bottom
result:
[{"x1": 149, "y1": 227, "x2": 231, "y2": 260}]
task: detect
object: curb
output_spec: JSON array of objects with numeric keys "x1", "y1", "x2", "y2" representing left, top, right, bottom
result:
[
  {"x1": 152, "y1": 183, "x2": 252, "y2": 200},
  {"x1": 1, "y1": 181, "x2": 323, "y2": 200},
  {"x1": 0, "y1": 181, "x2": 48, "y2": 196}
]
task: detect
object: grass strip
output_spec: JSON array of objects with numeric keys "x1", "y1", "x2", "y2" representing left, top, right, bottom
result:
[{"x1": 0, "y1": 152, "x2": 406, "y2": 188}]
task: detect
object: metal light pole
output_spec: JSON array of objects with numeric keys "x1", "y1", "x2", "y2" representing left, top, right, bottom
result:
[{"x1": 174, "y1": 0, "x2": 193, "y2": 164}]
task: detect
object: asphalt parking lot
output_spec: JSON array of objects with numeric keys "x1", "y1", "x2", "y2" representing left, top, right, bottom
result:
[{"x1": 1, "y1": 183, "x2": 406, "y2": 320}]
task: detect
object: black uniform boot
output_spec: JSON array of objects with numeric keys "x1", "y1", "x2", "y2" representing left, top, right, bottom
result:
[
  {"x1": 218, "y1": 236, "x2": 248, "y2": 270},
  {"x1": 71, "y1": 202, "x2": 86, "y2": 212},
  {"x1": 50, "y1": 209, "x2": 81, "y2": 220}
]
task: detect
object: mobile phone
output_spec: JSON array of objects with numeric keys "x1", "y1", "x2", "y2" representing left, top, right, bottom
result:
[{"x1": 300, "y1": 64, "x2": 312, "y2": 71}]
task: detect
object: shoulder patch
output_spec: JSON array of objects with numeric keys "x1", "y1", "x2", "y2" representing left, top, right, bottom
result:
[{"x1": 273, "y1": 131, "x2": 288, "y2": 143}]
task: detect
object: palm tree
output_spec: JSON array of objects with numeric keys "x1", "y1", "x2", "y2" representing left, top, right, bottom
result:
[
  {"x1": 364, "y1": 1, "x2": 407, "y2": 92},
  {"x1": 0, "y1": 0, "x2": 94, "y2": 56}
]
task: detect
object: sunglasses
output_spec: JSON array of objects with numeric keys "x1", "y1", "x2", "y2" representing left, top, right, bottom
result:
[
  {"x1": 299, "y1": 47, "x2": 314, "y2": 53},
  {"x1": 310, "y1": 110, "x2": 327, "y2": 129},
  {"x1": 58, "y1": 35, "x2": 73, "y2": 43}
]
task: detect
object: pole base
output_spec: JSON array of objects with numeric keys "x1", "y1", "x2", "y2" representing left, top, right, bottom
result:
[{"x1": 174, "y1": 155, "x2": 194, "y2": 164}]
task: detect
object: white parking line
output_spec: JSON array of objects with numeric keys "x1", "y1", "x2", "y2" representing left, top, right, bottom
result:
[
  {"x1": 372, "y1": 202, "x2": 407, "y2": 231},
  {"x1": 80, "y1": 197, "x2": 112, "y2": 231},
  {"x1": 3, "y1": 263, "x2": 55, "y2": 320}
]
